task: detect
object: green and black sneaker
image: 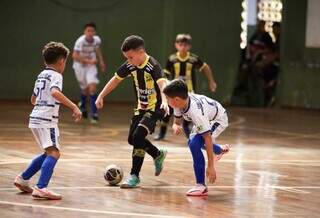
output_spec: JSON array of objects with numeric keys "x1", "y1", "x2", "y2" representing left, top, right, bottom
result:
[
  {"x1": 154, "y1": 149, "x2": 167, "y2": 176},
  {"x1": 120, "y1": 174, "x2": 140, "y2": 188}
]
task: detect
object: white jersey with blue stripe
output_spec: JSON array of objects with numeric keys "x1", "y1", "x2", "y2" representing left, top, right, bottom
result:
[
  {"x1": 72, "y1": 35, "x2": 101, "y2": 68},
  {"x1": 29, "y1": 68, "x2": 63, "y2": 128},
  {"x1": 174, "y1": 93, "x2": 226, "y2": 134}
]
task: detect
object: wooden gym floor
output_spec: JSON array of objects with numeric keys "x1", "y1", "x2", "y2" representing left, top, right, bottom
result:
[{"x1": 0, "y1": 101, "x2": 319, "y2": 217}]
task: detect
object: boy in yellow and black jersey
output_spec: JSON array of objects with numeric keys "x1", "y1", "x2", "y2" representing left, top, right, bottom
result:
[
  {"x1": 96, "y1": 35, "x2": 169, "y2": 188},
  {"x1": 155, "y1": 34, "x2": 217, "y2": 140}
]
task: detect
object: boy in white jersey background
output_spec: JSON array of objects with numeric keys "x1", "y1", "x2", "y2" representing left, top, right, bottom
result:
[
  {"x1": 163, "y1": 79, "x2": 230, "y2": 196},
  {"x1": 14, "y1": 42, "x2": 82, "y2": 200},
  {"x1": 72, "y1": 22, "x2": 106, "y2": 123}
]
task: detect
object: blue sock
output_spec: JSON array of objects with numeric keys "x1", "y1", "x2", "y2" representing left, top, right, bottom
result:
[
  {"x1": 188, "y1": 134, "x2": 206, "y2": 184},
  {"x1": 80, "y1": 94, "x2": 87, "y2": 112},
  {"x1": 37, "y1": 156, "x2": 58, "y2": 189},
  {"x1": 21, "y1": 153, "x2": 47, "y2": 180},
  {"x1": 213, "y1": 144, "x2": 222, "y2": 154},
  {"x1": 90, "y1": 94, "x2": 98, "y2": 117}
]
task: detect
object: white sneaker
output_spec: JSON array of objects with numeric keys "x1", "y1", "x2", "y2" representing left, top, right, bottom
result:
[
  {"x1": 14, "y1": 175, "x2": 33, "y2": 193},
  {"x1": 32, "y1": 186, "x2": 62, "y2": 200},
  {"x1": 186, "y1": 184, "x2": 208, "y2": 196},
  {"x1": 215, "y1": 144, "x2": 231, "y2": 161}
]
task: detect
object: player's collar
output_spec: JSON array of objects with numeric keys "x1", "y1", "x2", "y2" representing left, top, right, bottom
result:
[
  {"x1": 137, "y1": 54, "x2": 150, "y2": 69},
  {"x1": 177, "y1": 52, "x2": 190, "y2": 62},
  {"x1": 44, "y1": 67, "x2": 58, "y2": 72},
  {"x1": 183, "y1": 97, "x2": 191, "y2": 113}
]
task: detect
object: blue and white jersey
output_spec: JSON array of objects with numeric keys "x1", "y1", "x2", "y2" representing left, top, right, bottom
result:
[
  {"x1": 174, "y1": 93, "x2": 226, "y2": 134},
  {"x1": 72, "y1": 35, "x2": 101, "y2": 68},
  {"x1": 29, "y1": 68, "x2": 63, "y2": 128}
]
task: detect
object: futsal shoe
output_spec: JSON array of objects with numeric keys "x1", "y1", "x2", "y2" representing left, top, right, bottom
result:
[
  {"x1": 186, "y1": 184, "x2": 208, "y2": 196},
  {"x1": 91, "y1": 114, "x2": 99, "y2": 124},
  {"x1": 154, "y1": 149, "x2": 167, "y2": 176},
  {"x1": 14, "y1": 175, "x2": 33, "y2": 193},
  {"x1": 215, "y1": 144, "x2": 231, "y2": 161},
  {"x1": 120, "y1": 174, "x2": 140, "y2": 188},
  {"x1": 32, "y1": 186, "x2": 62, "y2": 200}
]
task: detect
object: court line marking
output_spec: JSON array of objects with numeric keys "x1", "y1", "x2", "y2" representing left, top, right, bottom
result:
[
  {"x1": 0, "y1": 200, "x2": 185, "y2": 218},
  {"x1": 0, "y1": 185, "x2": 314, "y2": 193},
  {"x1": 1, "y1": 158, "x2": 320, "y2": 165}
]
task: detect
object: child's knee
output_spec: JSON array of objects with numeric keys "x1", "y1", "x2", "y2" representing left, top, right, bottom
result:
[
  {"x1": 132, "y1": 129, "x2": 146, "y2": 147},
  {"x1": 45, "y1": 146, "x2": 60, "y2": 159}
]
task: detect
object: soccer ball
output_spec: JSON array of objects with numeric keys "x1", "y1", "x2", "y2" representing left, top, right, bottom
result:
[{"x1": 104, "y1": 164, "x2": 124, "y2": 185}]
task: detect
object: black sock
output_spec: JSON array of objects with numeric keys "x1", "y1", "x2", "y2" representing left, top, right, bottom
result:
[
  {"x1": 130, "y1": 148, "x2": 145, "y2": 177},
  {"x1": 144, "y1": 139, "x2": 161, "y2": 159}
]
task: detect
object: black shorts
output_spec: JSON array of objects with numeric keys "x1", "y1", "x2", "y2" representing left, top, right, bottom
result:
[{"x1": 129, "y1": 109, "x2": 165, "y2": 135}]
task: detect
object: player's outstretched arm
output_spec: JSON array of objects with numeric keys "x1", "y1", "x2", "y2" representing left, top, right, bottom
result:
[
  {"x1": 201, "y1": 64, "x2": 217, "y2": 92},
  {"x1": 95, "y1": 76, "x2": 122, "y2": 109},
  {"x1": 51, "y1": 88, "x2": 82, "y2": 122},
  {"x1": 95, "y1": 47, "x2": 106, "y2": 72},
  {"x1": 202, "y1": 132, "x2": 216, "y2": 183},
  {"x1": 172, "y1": 117, "x2": 183, "y2": 135},
  {"x1": 157, "y1": 79, "x2": 170, "y2": 116}
]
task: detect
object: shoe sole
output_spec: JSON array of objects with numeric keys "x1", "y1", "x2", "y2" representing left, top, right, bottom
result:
[
  {"x1": 186, "y1": 192, "x2": 208, "y2": 197},
  {"x1": 120, "y1": 184, "x2": 139, "y2": 189},
  {"x1": 14, "y1": 182, "x2": 33, "y2": 193},
  {"x1": 32, "y1": 194, "x2": 62, "y2": 200},
  {"x1": 155, "y1": 150, "x2": 167, "y2": 176}
]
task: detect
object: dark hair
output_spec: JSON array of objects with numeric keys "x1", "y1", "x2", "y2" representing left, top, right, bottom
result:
[
  {"x1": 163, "y1": 79, "x2": 189, "y2": 99},
  {"x1": 175, "y1": 34, "x2": 192, "y2": 44},
  {"x1": 121, "y1": 35, "x2": 145, "y2": 52},
  {"x1": 84, "y1": 22, "x2": 97, "y2": 30},
  {"x1": 272, "y1": 22, "x2": 280, "y2": 28},
  {"x1": 42, "y1": 42, "x2": 70, "y2": 64}
]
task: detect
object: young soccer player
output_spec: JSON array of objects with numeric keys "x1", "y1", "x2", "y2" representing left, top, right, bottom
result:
[
  {"x1": 14, "y1": 42, "x2": 82, "y2": 200},
  {"x1": 95, "y1": 35, "x2": 168, "y2": 188},
  {"x1": 72, "y1": 22, "x2": 106, "y2": 123},
  {"x1": 163, "y1": 79, "x2": 230, "y2": 196},
  {"x1": 155, "y1": 34, "x2": 217, "y2": 140}
]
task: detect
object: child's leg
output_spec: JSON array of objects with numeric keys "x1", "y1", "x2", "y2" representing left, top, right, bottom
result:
[
  {"x1": 21, "y1": 153, "x2": 47, "y2": 180},
  {"x1": 188, "y1": 134, "x2": 206, "y2": 185},
  {"x1": 88, "y1": 83, "x2": 98, "y2": 119},
  {"x1": 36, "y1": 146, "x2": 60, "y2": 189},
  {"x1": 79, "y1": 90, "x2": 88, "y2": 113}
]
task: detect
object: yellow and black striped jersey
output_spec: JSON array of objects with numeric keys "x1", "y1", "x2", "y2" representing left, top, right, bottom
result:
[
  {"x1": 115, "y1": 55, "x2": 165, "y2": 115},
  {"x1": 164, "y1": 52, "x2": 206, "y2": 92}
]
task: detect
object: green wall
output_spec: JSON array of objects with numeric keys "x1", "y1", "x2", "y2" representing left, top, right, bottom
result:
[
  {"x1": 0, "y1": 0, "x2": 241, "y2": 103},
  {"x1": 280, "y1": 0, "x2": 320, "y2": 109}
]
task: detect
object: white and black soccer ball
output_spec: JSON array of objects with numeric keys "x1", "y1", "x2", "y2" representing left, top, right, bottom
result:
[{"x1": 104, "y1": 164, "x2": 124, "y2": 185}]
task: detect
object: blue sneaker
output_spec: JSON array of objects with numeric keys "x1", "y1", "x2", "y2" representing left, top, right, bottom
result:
[
  {"x1": 120, "y1": 174, "x2": 140, "y2": 188},
  {"x1": 154, "y1": 149, "x2": 167, "y2": 176}
]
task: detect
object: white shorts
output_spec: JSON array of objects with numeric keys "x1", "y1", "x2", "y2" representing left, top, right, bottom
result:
[
  {"x1": 73, "y1": 64, "x2": 99, "y2": 90},
  {"x1": 30, "y1": 127, "x2": 61, "y2": 150},
  {"x1": 190, "y1": 112, "x2": 228, "y2": 140}
]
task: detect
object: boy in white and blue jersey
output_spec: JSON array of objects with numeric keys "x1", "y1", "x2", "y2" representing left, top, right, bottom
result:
[
  {"x1": 72, "y1": 22, "x2": 106, "y2": 123},
  {"x1": 14, "y1": 42, "x2": 82, "y2": 200},
  {"x1": 163, "y1": 79, "x2": 230, "y2": 196}
]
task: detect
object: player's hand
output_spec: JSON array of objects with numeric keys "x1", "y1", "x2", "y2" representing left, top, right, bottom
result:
[
  {"x1": 100, "y1": 62, "x2": 106, "y2": 72},
  {"x1": 206, "y1": 166, "x2": 216, "y2": 183},
  {"x1": 172, "y1": 123, "x2": 183, "y2": 135},
  {"x1": 160, "y1": 102, "x2": 170, "y2": 116},
  {"x1": 95, "y1": 97, "x2": 104, "y2": 109},
  {"x1": 209, "y1": 81, "x2": 217, "y2": 93},
  {"x1": 72, "y1": 107, "x2": 82, "y2": 122}
]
